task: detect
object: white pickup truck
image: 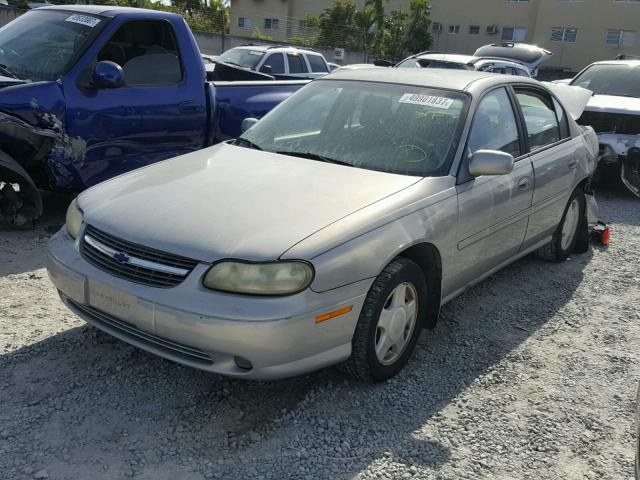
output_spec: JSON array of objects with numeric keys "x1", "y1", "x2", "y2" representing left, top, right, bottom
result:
[{"x1": 565, "y1": 59, "x2": 640, "y2": 197}]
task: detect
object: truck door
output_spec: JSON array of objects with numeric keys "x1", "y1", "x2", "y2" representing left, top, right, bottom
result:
[{"x1": 63, "y1": 18, "x2": 207, "y2": 187}]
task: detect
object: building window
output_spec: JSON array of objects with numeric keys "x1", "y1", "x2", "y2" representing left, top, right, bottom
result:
[
  {"x1": 502, "y1": 26, "x2": 527, "y2": 41},
  {"x1": 264, "y1": 18, "x2": 279, "y2": 30},
  {"x1": 606, "y1": 29, "x2": 637, "y2": 46},
  {"x1": 551, "y1": 27, "x2": 578, "y2": 42},
  {"x1": 448, "y1": 25, "x2": 460, "y2": 34},
  {"x1": 469, "y1": 25, "x2": 480, "y2": 35},
  {"x1": 238, "y1": 17, "x2": 251, "y2": 29}
]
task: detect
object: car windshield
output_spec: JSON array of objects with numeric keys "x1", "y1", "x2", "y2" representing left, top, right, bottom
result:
[
  {"x1": 397, "y1": 58, "x2": 471, "y2": 70},
  {"x1": 571, "y1": 64, "x2": 640, "y2": 97},
  {"x1": 216, "y1": 48, "x2": 265, "y2": 69},
  {"x1": 0, "y1": 10, "x2": 107, "y2": 82},
  {"x1": 239, "y1": 80, "x2": 468, "y2": 177}
]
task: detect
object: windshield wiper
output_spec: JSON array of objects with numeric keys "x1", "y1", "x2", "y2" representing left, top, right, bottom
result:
[
  {"x1": 275, "y1": 151, "x2": 353, "y2": 167},
  {"x1": 235, "y1": 137, "x2": 263, "y2": 150},
  {"x1": 0, "y1": 64, "x2": 17, "y2": 79}
]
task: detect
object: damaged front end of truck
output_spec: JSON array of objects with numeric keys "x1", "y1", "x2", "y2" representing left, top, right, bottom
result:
[{"x1": 596, "y1": 133, "x2": 640, "y2": 197}]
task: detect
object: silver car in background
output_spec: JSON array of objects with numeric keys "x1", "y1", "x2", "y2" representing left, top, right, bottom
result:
[{"x1": 47, "y1": 69, "x2": 598, "y2": 382}]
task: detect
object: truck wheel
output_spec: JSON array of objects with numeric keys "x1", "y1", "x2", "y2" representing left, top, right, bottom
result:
[
  {"x1": 339, "y1": 258, "x2": 427, "y2": 383},
  {"x1": 536, "y1": 188, "x2": 585, "y2": 262}
]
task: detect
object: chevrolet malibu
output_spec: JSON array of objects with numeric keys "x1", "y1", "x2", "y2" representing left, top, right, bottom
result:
[{"x1": 47, "y1": 69, "x2": 598, "y2": 382}]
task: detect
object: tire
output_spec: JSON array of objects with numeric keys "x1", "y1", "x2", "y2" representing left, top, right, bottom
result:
[
  {"x1": 339, "y1": 257, "x2": 427, "y2": 383},
  {"x1": 536, "y1": 188, "x2": 585, "y2": 262}
]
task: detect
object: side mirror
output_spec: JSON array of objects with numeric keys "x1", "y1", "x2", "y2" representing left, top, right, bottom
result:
[
  {"x1": 91, "y1": 61, "x2": 124, "y2": 89},
  {"x1": 468, "y1": 149, "x2": 514, "y2": 176},
  {"x1": 259, "y1": 64, "x2": 273, "y2": 75},
  {"x1": 241, "y1": 117, "x2": 259, "y2": 133}
]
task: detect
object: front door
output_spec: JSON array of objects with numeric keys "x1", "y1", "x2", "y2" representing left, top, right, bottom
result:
[
  {"x1": 63, "y1": 18, "x2": 207, "y2": 188},
  {"x1": 451, "y1": 87, "x2": 534, "y2": 291}
]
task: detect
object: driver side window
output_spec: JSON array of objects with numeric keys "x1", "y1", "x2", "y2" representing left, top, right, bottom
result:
[
  {"x1": 468, "y1": 87, "x2": 521, "y2": 158},
  {"x1": 97, "y1": 20, "x2": 182, "y2": 86}
]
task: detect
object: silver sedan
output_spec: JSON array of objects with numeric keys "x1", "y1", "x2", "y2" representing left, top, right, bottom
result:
[{"x1": 47, "y1": 69, "x2": 598, "y2": 382}]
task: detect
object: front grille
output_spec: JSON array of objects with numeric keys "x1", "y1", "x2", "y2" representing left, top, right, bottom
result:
[
  {"x1": 578, "y1": 111, "x2": 640, "y2": 135},
  {"x1": 66, "y1": 297, "x2": 213, "y2": 365},
  {"x1": 80, "y1": 225, "x2": 199, "y2": 288}
]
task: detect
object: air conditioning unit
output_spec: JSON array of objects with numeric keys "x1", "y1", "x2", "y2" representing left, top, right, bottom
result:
[
  {"x1": 432, "y1": 22, "x2": 442, "y2": 33},
  {"x1": 486, "y1": 25, "x2": 499, "y2": 35}
]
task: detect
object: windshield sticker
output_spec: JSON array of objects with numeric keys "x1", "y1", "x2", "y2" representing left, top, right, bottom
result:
[
  {"x1": 65, "y1": 14, "x2": 101, "y2": 28},
  {"x1": 249, "y1": 51, "x2": 263, "y2": 56},
  {"x1": 399, "y1": 93, "x2": 453, "y2": 109}
]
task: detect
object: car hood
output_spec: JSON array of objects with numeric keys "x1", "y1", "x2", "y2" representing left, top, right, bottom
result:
[
  {"x1": 78, "y1": 143, "x2": 422, "y2": 262},
  {"x1": 584, "y1": 94, "x2": 640, "y2": 115}
]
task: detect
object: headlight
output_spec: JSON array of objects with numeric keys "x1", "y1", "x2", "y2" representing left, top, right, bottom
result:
[
  {"x1": 203, "y1": 261, "x2": 314, "y2": 295},
  {"x1": 65, "y1": 198, "x2": 84, "y2": 239}
]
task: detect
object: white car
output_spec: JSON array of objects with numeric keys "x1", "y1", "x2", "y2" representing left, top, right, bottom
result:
[
  {"x1": 396, "y1": 52, "x2": 532, "y2": 77},
  {"x1": 215, "y1": 45, "x2": 330, "y2": 79}
]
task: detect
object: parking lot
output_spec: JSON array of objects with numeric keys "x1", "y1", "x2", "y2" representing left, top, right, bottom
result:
[{"x1": 1, "y1": 185, "x2": 639, "y2": 480}]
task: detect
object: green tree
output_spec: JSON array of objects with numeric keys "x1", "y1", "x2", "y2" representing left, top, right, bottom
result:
[
  {"x1": 404, "y1": 0, "x2": 432, "y2": 55},
  {"x1": 315, "y1": 0, "x2": 364, "y2": 49}
]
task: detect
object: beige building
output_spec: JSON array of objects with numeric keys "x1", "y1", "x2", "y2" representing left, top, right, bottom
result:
[{"x1": 229, "y1": 0, "x2": 640, "y2": 72}]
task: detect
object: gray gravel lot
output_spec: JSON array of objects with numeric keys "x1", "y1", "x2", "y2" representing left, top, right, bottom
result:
[{"x1": 1, "y1": 187, "x2": 639, "y2": 480}]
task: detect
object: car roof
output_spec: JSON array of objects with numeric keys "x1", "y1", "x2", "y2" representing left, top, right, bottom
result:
[
  {"x1": 588, "y1": 59, "x2": 640, "y2": 67},
  {"x1": 413, "y1": 53, "x2": 478, "y2": 64},
  {"x1": 324, "y1": 67, "x2": 539, "y2": 94},
  {"x1": 231, "y1": 45, "x2": 321, "y2": 55},
  {"x1": 38, "y1": 5, "x2": 180, "y2": 18}
]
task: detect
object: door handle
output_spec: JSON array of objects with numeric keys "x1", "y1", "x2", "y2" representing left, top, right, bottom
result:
[
  {"x1": 179, "y1": 102, "x2": 203, "y2": 114},
  {"x1": 517, "y1": 176, "x2": 530, "y2": 190},
  {"x1": 568, "y1": 159, "x2": 578, "y2": 169}
]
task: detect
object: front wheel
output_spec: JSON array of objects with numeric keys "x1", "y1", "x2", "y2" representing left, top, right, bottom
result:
[
  {"x1": 339, "y1": 258, "x2": 427, "y2": 382},
  {"x1": 536, "y1": 188, "x2": 585, "y2": 262}
]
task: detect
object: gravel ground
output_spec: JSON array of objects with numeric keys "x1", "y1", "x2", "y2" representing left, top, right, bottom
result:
[{"x1": 1, "y1": 187, "x2": 639, "y2": 480}]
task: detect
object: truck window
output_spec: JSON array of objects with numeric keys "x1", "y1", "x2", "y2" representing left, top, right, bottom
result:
[
  {"x1": 287, "y1": 53, "x2": 308, "y2": 74},
  {"x1": 307, "y1": 54, "x2": 328, "y2": 73},
  {"x1": 97, "y1": 20, "x2": 182, "y2": 86},
  {"x1": 262, "y1": 53, "x2": 285, "y2": 74}
]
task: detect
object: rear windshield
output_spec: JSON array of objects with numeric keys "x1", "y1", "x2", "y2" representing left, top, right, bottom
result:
[
  {"x1": 217, "y1": 48, "x2": 265, "y2": 69},
  {"x1": 571, "y1": 64, "x2": 640, "y2": 98},
  {"x1": 397, "y1": 58, "x2": 472, "y2": 70}
]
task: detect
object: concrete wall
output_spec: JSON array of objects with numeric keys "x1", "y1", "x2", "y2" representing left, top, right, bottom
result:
[{"x1": 194, "y1": 31, "x2": 367, "y2": 65}]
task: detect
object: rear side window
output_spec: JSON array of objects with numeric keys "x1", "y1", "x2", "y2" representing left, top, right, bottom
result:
[
  {"x1": 97, "y1": 20, "x2": 182, "y2": 86},
  {"x1": 468, "y1": 87, "x2": 521, "y2": 158},
  {"x1": 307, "y1": 54, "x2": 328, "y2": 73},
  {"x1": 515, "y1": 89, "x2": 561, "y2": 150},
  {"x1": 553, "y1": 98, "x2": 570, "y2": 139},
  {"x1": 287, "y1": 53, "x2": 308, "y2": 74},
  {"x1": 262, "y1": 53, "x2": 285, "y2": 74}
]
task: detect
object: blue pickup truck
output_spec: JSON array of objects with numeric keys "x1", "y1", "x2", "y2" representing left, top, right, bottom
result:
[{"x1": 0, "y1": 5, "x2": 307, "y2": 225}]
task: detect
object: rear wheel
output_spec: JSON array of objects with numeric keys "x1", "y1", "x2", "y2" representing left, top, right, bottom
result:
[
  {"x1": 536, "y1": 188, "x2": 585, "y2": 262},
  {"x1": 339, "y1": 258, "x2": 427, "y2": 382}
]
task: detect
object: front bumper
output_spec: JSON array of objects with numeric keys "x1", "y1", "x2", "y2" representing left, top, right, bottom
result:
[
  {"x1": 46, "y1": 229, "x2": 369, "y2": 379},
  {"x1": 597, "y1": 134, "x2": 640, "y2": 197}
]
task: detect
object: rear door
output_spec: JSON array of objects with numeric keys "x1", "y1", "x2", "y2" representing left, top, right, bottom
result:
[
  {"x1": 452, "y1": 87, "x2": 534, "y2": 289},
  {"x1": 513, "y1": 87, "x2": 578, "y2": 248}
]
